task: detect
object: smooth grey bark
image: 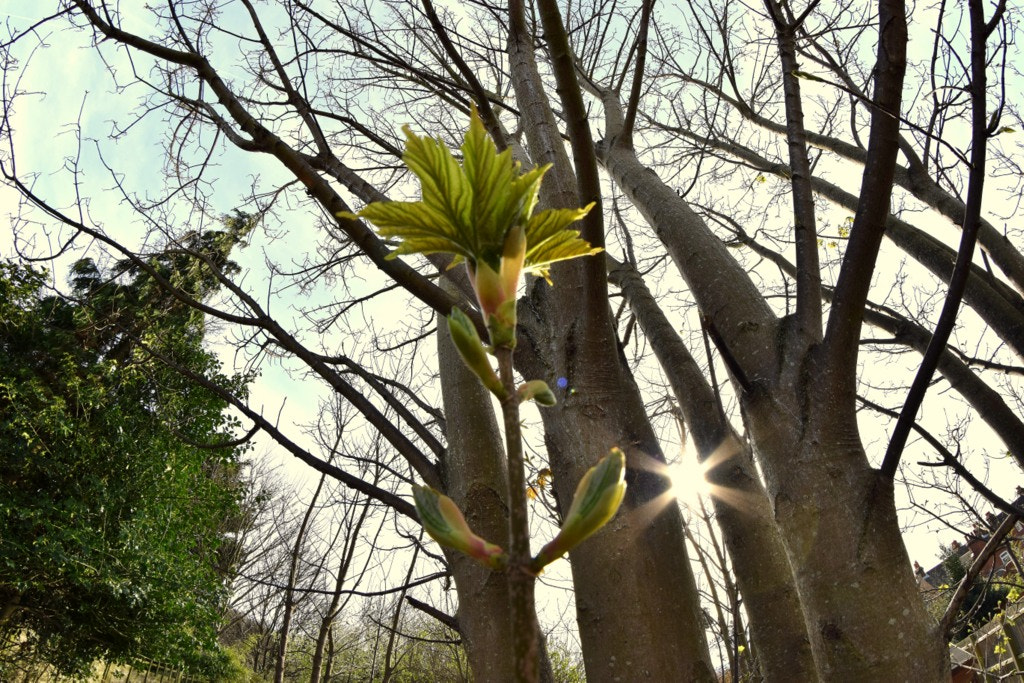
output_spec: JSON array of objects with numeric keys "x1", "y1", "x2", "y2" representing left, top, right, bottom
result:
[
  {"x1": 744, "y1": 381, "x2": 948, "y2": 681},
  {"x1": 661, "y1": 126, "x2": 1024, "y2": 359},
  {"x1": 724, "y1": 221, "x2": 1024, "y2": 467},
  {"x1": 517, "y1": 291, "x2": 715, "y2": 683},
  {"x1": 599, "y1": 141, "x2": 778, "y2": 377},
  {"x1": 764, "y1": 0, "x2": 823, "y2": 338},
  {"x1": 608, "y1": 256, "x2": 818, "y2": 683},
  {"x1": 506, "y1": 4, "x2": 714, "y2": 679},
  {"x1": 686, "y1": 62, "x2": 1024, "y2": 298},
  {"x1": 436, "y1": 314, "x2": 517, "y2": 682}
]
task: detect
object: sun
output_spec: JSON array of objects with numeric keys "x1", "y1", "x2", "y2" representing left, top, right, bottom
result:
[
  {"x1": 627, "y1": 437, "x2": 752, "y2": 530},
  {"x1": 664, "y1": 450, "x2": 714, "y2": 507}
]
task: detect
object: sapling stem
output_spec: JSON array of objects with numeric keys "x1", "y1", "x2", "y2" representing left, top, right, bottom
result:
[
  {"x1": 351, "y1": 109, "x2": 619, "y2": 681},
  {"x1": 496, "y1": 345, "x2": 542, "y2": 683}
]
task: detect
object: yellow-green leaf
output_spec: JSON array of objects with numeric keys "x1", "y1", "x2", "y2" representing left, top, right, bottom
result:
[
  {"x1": 402, "y1": 125, "x2": 474, "y2": 249},
  {"x1": 352, "y1": 108, "x2": 595, "y2": 278},
  {"x1": 525, "y1": 204, "x2": 601, "y2": 279}
]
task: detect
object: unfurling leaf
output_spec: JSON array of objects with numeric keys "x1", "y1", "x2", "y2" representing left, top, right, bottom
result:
[
  {"x1": 345, "y1": 108, "x2": 599, "y2": 288},
  {"x1": 413, "y1": 485, "x2": 507, "y2": 570},
  {"x1": 530, "y1": 448, "x2": 627, "y2": 572},
  {"x1": 517, "y1": 380, "x2": 556, "y2": 407},
  {"x1": 791, "y1": 69, "x2": 827, "y2": 83}
]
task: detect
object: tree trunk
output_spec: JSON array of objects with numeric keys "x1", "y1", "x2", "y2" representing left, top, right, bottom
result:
[
  {"x1": 513, "y1": 281, "x2": 714, "y2": 682},
  {"x1": 505, "y1": 7, "x2": 714, "y2": 678},
  {"x1": 309, "y1": 498, "x2": 372, "y2": 683},
  {"x1": 744, "y1": 367, "x2": 949, "y2": 680},
  {"x1": 609, "y1": 258, "x2": 818, "y2": 682},
  {"x1": 600, "y1": 87, "x2": 948, "y2": 681},
  {"x1": 276, "y1": 473, "x2": 327, "y2": 683},
  {"x1": 438, "y1": 309, "x2": 554, "y2": 682}
]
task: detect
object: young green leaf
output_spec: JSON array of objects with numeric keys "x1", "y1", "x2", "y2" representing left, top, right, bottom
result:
[{"x1": 348, "y1": 108, "x2": 599, "y2": 278}]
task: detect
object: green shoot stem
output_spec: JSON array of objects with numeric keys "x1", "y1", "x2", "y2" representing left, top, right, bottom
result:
[{"x1": 495, "y1": 345, "x2": 542, "y2": 683}]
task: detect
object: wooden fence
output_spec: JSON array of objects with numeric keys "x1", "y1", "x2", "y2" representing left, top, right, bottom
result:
[
  {"x1": 5, "y1": 657, "x2": 205, "y2": 683},
  {"x1": 956, "y1": 601, "x2": 1024, "y2": 682}
]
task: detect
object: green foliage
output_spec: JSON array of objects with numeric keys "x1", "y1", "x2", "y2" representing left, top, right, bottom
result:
[
  {"x1": 228, "y1": 608, "x2": 575, "y2": 683},
  {"x1": 547, "y1": 640, "x2": 586, "y2": 683},
  {"x1": 0, "y1": 219, "x2": 253, "y2": 677},
  {"x1": 218, "y1": 634, "x2": 263, "y2": 683},
  {"x1": 943, "y1": 548, "x2": 968, "y2": 585}
]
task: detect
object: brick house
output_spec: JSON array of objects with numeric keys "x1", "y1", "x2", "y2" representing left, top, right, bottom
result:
[{"x1": 913, "y1": 488, "x2": 1024, "y2": 681}]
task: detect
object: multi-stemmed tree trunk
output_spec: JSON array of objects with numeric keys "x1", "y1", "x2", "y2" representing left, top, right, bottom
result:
[
  {"x1": 502, "y1": 2, "x2": 715, "y2": 679},
  {"x1": 591, "y1": 0, "x2": 957, "y2": 675},
  {"x1": 593, "y1": 4, "x2": 947, "y2": 671},
  {"x1": 609, "y1": 257, "x2": 817, "y2": 683}
]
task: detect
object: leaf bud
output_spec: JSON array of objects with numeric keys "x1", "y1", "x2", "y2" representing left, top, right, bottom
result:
[
  {"x1": 531, "y1": 448, "x2": 627, "y2": 572},
  {"x1": 447, "y1": 307, "x2": 506, "y2": 398},
  {"x1": 413, "y1": 485, "x2": 507, "y2": 570},
  {"x1": 517, "y1": 380, "x2": 556, "y2": 407}
]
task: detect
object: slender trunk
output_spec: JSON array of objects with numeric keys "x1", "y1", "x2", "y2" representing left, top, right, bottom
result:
[
  {"x1": 310, "y1": 500, "x2": 373, "y2": 683},
  {"x1": 309, "y1": 599, "x2": 335, "y2": 681},
  {"x1": 495, "y1": 346, "x2": 543, "y2": 683},
  {"x1": 516, "y1": 303, "x2": 715, "y2": 681},
  {"x1": 324, "y1": 627, "x2": 334, "y2": 682},
  {"x1": 382, "y1": 544, "x2": 420, "y2": 682},
  {"x1": 275, "y1": 473, "x2": 327, "y2": 683},
  {"x1": 765, "y1": 1, "x2": 822, "y2": 338}
]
